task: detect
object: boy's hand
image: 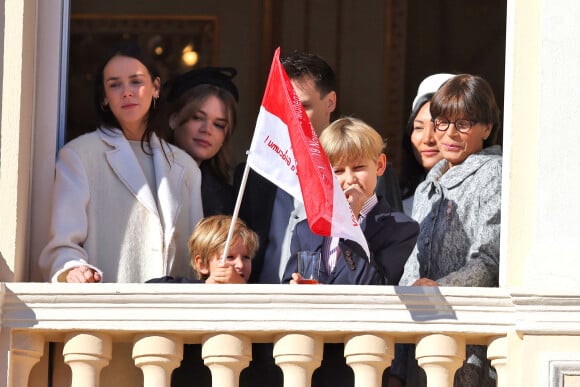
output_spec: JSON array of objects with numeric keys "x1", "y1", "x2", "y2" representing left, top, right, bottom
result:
[
  {"x1": 344, "y1": 183, "x2": 366, "y2": 218},
  {"x1": 205, "y1": 262, "x2": 247, "y2": 284},
  {"x1": 289, "y1": 272, "x2": 303, "y2": 284}
]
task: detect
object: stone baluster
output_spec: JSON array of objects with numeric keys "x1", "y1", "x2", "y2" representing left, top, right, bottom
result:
[
  {"x1": 202, "y1": 333, "x2": 251, "y2": 387},
  {"x1": 63, "y1": 332, "x2": 112, "y2": 387},
  {"x1": 273, "y1": 333, "x2": 323, "y2": 387},
  {"x1": 344, "y1": 334, "x2": 394, "y2": 387},
  {"x1": 415, "y1": 334, "x2": 465, "y2": 387},
  {"x1": 488, "y1": 335, "x2": 508, "y2": 387},
  {"x1": 10, "y1": 332, "x2": 44, "y2": 387},
  {"x1": 133, "y1": 334, "x2": 183, "y2": 387}
]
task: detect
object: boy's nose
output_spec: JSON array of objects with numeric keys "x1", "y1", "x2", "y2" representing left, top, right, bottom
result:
[
  {"x1": 232, "y1": 257, "x2": 244, "y2": 269},
  {"x1": 344, "y1": 169, "x2": 357, "y2": 184}
]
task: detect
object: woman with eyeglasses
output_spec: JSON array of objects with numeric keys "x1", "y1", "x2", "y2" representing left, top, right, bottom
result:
[{"x1": 398, "y1": 74, "x2": 501, "y2": 386}]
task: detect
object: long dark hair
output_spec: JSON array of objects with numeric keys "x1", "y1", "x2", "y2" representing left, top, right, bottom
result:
[
  {"x1": 399, "y1": 93, "x2": 434, "y2": 199},
  {"x1": 94, "y1": 43, "x2": 163, "y2": 148}
]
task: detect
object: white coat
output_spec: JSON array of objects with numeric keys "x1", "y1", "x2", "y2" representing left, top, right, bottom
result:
[{"x1": 39, "y1": 128, "x2": 204, "y2": 282}]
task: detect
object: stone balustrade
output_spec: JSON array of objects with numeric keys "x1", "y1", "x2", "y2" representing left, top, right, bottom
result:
[{"x1": 1, "y1": 283, "x2": 580, "y2": 387}]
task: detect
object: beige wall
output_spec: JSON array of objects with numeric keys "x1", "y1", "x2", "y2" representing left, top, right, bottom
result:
[
  {"x1": 500, "y1": 0, "x2": 542, "y2": 287},
  {"x1": 502, "y1": 0, "x2": 580, "y2": 290},
  {"x1": 0, "y1": 1, "x2": 4, "y2": 128},
  {"x1": 0, "y1": 0, "x2": 38, "y2": 282},
  {"x1": 521, "y1": 336, "x2": 580, "y2": 387},
  {"x1": 0, "y1": 0, "x2": 5, "y2": 279}
]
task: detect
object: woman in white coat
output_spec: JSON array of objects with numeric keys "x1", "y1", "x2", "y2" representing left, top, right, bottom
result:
[{"x1": 39, "y1": 44, "x2": 203, "y2": 283}]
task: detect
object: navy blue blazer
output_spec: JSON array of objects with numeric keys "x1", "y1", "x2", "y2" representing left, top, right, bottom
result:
[
  {"x1": 234, "y1": 163, "x2": 406, "y2": 284},
  {"x1": 282, "y1": 198, "x2": 419, "y2": 285}
]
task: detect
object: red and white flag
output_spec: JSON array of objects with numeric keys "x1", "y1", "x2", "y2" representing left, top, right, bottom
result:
[{"x1": 246, "y1": 47, "x2": 370, "y2": 257}]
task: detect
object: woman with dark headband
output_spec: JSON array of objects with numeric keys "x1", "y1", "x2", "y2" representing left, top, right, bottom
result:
[{"x1": 164, "y1": 67, "x2": 239, "y2": 216}]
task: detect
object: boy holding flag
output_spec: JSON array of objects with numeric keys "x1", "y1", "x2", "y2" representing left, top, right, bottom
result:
[{"x1": 284, "y1": 116, "x2": 419, "y2": 285}]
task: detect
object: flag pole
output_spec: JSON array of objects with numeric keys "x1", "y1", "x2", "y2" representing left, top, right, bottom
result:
[{"x1": 221, "y1": 152, "x2": 252, "y2": 263}]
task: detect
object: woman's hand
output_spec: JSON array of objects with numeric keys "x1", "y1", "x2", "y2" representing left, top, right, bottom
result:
[
  {"x1": 66, "y1": 266, "x2": 101, "y2": 283},
  {"x1": 205, "y1": 262, "x2": 246, "y2": 284},
  {"x1": 412, "y1": 277, "x2": 439, "y2": 286}
]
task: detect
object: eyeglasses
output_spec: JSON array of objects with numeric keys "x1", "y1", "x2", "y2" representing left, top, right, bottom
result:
[{"x1": 433, "y1": 118, "x2": 478, "y2": 133}]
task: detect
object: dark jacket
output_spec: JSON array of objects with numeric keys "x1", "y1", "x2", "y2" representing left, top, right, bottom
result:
[
  {"x1": 376, "y1": 161, "x2": 404, "y2": 212},
  {"x1": 233, "y1": 166, "x2": 279, "y2": 283},
  {"x1": 282, "y1": 197, "x2": 419, "y2": 285},
  {"x1": 234, "y1": 164, "x2": 407, "y2": 284},
  {"x1": 201, "y1": 163, "x2": 234, "y2": 217}
]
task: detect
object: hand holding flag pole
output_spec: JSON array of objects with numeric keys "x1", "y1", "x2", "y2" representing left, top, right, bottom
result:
[
  {"x1": 221, "y1": 47, "x2": 369, "y2": 264},
  {"x1": 220, "y1": 154, "x2": 251, "y2": 263}
]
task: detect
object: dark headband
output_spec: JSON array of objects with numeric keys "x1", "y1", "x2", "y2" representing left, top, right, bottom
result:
[{"x1": 166, "y1": 66, "x2": 239, "y2": 102}]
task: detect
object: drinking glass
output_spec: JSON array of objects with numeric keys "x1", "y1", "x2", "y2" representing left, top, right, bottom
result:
[{"x1": 296, "y1": 251, "x2": 322, "y2": 284}]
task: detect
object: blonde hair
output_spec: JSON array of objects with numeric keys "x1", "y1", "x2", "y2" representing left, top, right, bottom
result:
[
  {"x1": 319, "y1": 117, "x2": 386, "y2": 166},
  {"x1": 188, "y1": 215, "x2": 259, "y2": 280}
]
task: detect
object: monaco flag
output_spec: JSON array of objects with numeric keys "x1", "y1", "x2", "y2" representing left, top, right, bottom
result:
[{"x1": 246, "y1": 47, "x2": 370, "y2": 257}]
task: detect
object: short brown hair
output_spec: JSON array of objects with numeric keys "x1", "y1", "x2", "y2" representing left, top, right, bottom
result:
[
  {"x1": 430, "y1": 74, "x2": 501, "y2": 146},
  {"x1": 188, "y1": 215, "x2": 259, "y2": 280}
]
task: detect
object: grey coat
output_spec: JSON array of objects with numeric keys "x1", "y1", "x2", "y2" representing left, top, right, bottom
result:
[{"x1": 399, "y1": 145, "x2": 502, "y2": 287}]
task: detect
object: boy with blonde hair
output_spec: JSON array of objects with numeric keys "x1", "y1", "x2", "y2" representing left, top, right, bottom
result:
[
  {"x1": 284, "y1": 116, "x2": 419, "y2": 285},
  {"x1": 189, "y1": 215, "x2": 259, "y2": 284},
  {"x1": 147, "y1": 215, "x2": 259, "y2": 387},
  {"x1": 281, "y1": 117, "x2": 419, "y2": 387},
  {"x1": 147, "y1": 215, "x2": 258, "y2": 284}
]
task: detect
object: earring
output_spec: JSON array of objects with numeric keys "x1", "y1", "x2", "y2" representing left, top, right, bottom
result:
[
  {"x1": 152, "y1": 97, "x2": 158, "y2": 110},
  {"x1": 100, "y1": 100, "x2": 109, "y2": 111}
]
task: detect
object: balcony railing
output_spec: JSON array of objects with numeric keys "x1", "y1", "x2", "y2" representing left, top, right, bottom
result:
[{"x1": 2, "y1": 283, "x2": 579, "y2": 387}]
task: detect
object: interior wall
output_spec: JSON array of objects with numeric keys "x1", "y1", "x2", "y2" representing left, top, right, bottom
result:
[
  {"x1": 402, "y1": 0, "x2": 507, "y2": 175},
  {"x1": 68, "y1": 0, "x2": 506, "y2": 176},
  {"x1": 69, "y1": 0, "x2": 399, "y2": 168},
  {"x1": 70, "y1": 0, "x2": 266, "y2": 168},
  {"x1": 272, "y1": 0, "x2": 506, "y2": 173},
  {"x1": 405, "y1": 1, "x2": 507, "y2": 107},
  {"x1": 274, "y1": 0, "x2": 404, "y2": 167}
]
